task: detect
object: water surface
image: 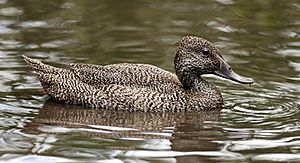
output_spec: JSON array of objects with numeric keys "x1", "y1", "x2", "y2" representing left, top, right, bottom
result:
[{"x1": 0, "y1": 0, "x2": 300, "y2": 162}]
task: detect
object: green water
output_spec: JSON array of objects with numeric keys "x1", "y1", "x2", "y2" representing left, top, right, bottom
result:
[{"x1": 0, "y1": 0, "x2": 300, "y2": 162}]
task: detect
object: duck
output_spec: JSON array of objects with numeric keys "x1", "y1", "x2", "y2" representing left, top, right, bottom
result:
[{"x1": 23, "y1": 36, "x2": 254, "y2": 112}]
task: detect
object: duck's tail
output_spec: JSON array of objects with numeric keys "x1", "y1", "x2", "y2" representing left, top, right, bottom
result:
[
  {"x1": 22, "y1": 55, "x2": 61, "y2": 74},
  {"x1": 23, "y1": 55, "x2": 68, "y2": 93},
  {"x1": 23, "y1": 55, "x2": 95, "y2": 105}
]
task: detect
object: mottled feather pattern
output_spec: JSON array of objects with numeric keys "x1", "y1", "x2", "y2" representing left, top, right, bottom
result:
[
  {"x1": 23, "y1": 36, "x2": 224, "y2": 112},
  {"x1": 70, "y1": 63, "x2": 182, "y2": 94}
]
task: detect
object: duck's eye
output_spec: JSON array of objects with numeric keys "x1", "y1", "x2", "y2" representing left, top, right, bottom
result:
[{"x1": 202, "y1": 48, "x2": 210, "y2": 56}]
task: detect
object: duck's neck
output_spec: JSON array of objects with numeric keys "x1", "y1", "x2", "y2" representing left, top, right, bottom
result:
[
  {"x1": 175, "y1": 67, "x2": 202, "y2": 90},
  {"x1": 175, "y1": 67, "x2": 219, "y2": 93},
  {"x1": 176, "y1": 67, "x2": 223, "y2": 107}
]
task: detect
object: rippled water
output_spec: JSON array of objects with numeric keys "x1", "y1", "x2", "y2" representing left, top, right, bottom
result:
[{"x1": 0, "y1": 0, "x2": 300, "y2": 162}]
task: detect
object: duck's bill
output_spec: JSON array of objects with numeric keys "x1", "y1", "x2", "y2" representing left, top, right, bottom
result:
[{"x1": 214, "y1": 58, "x2": 254, "y2": 84}]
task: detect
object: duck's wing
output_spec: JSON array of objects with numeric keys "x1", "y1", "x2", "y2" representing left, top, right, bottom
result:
[{"x1": 69, "y1": 63, "x2": 182, "y2": 92}]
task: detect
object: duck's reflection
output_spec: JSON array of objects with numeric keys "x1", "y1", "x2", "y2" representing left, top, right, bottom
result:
[{"x1": 24, "y1": 99, "x2": 223, "y2": 162}]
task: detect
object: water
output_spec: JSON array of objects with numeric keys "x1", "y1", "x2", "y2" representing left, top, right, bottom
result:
[{"x1": 0, "y1": 0, "x2": 300, "y2": 162}]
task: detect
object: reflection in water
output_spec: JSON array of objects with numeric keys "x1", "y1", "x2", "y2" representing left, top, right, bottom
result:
[
  {"x1": 24, "y1": 100, "x2": 220, "y2": 145},
  {"x1": 21, "y1": 99, "x2": 226, "y2": 162}
]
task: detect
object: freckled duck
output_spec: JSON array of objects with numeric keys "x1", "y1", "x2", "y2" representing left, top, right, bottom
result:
[{"x1": 23, "y1": 36, "x2": 254, "y2": 112}]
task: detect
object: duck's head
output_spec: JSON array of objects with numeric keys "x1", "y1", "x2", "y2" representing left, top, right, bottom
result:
[{"x1": 174, "y1": 36, "x2": 254, "y2": 89}]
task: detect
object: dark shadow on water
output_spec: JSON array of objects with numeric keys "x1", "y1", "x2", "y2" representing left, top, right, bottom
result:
[{"x1": 23, "y1": 99, "x2": 223, "y2": 162}]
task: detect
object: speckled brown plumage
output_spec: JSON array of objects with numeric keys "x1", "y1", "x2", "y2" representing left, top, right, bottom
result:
[{"x1": 23, "y1": 36, "x2": 228, "y2": 112}]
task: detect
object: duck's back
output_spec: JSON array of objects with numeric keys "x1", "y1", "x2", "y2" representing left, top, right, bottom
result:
[{"x1": 70, "y1": 63, "x2": 183, "y2": 93}]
